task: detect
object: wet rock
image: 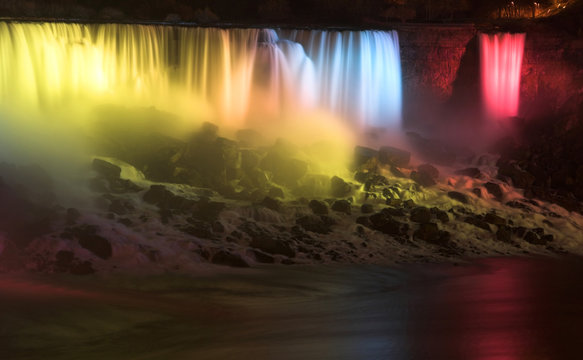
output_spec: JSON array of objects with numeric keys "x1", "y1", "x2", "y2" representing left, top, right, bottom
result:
[
  {"x1": 247, "y1": 249, "x2": 275, "y2": 264},
  {"x1": 211, "y1": 250, "x2": 249, "y2": 268},
  {"x1": 411, "y1": 164, "x2": 439, "y2": 187},
  {"x1": 182, "y1": 218, "x2": 214, "y2": 239},
  {"x1": 296, "y1": 215, "x2": 334, "y2": 234},
  {"x1": 92, "y1": 158, "x2": 121, "y2": 179},
  {"x1": 472, "y1": 188, "x2": 482, "y2": 197},
  {"x1": 389, "y1": 166, "x2": 406, "y2": 178},
  {"x1": 431, "y1": 207, "x2": 449, "y2": 223},
  {"x1": 455, "y1": 167, "x2": 482, "y2": 178},
  {"x1": 250, "y1": 236, "x2": 295, "y2": 257},
  {"x1": 353, "y1": 146, "x2": 378, "y2": 168},
  {"x1": 497, "y1": 160, "x2": 535, "y2": 189},
  {"x1": 261, "y1": 196, "x2": 282, "y2": 212},
  {"x1": 356, "y1": 216, "x2": 371, "y2": 227},
  {"x1": 484, "y1": 213, "x2": 506, "y2": 226},
  {"x1": 192, "y1": 200, "x2": 225, "y2": 222},
  {"x1": 70, "y1": 225, "x2": 112, "y2": 260},
  {"x1": 143, "y1": 185, "x2": 195, "y2": 211},
  {"x1": 69, "y1": 261, "x2": 95, "y2": 275},
  {"x1": 118, "y1": 218, "x2": 133, "y2": 227},
  {"x1": 524, "y1": 231, "x2": 544, "y2": 245},
  {"x1": 330, "y1": 176, "x2": 352, "y2": 197},
  {"x1": 331, "y1": 200, "x2": 351, "y2": 215},
  {"x1": 410, "y1": 206, "x2": 431, "y2": 223},
  {"x1": 403, "y1": 199, "x2": 416, "y2": 209},
  {"x1": 369, "y1": 212, "x2": 408, "y2": 236},
  {"x1": 463, "y1": 215, "x2": 491, "y2": 232},
  {"x1": 212, "y1": 221, "x2": 225, "y2": 233},
  {"x1": 378, "y1": 146, "x2": 411, "y2": 167},
  {"x1": 414, "y1": 222, "x2": 449, "y2": 245},
  {"x1": 496, "y1": 225, "x2": 513, "y2": 242},
  {"x1": 505, "y1": 201, "x2": 532, "y2": 211},
  {"x1": 309, "y1": 199, "x2": 329, "y2": 215},
  {"x1": 361, "y1": 203, "x2": 374, "y2": 214},
  {"x1": 447, "y1": 191, "x2": 469, "y2": 204},
  {"x1": 484, "y1": 182, "x2": 503, "y2": 200},
  {"x1": 260, "y1": 143, "x2": 307, "y2": 187},
  {"x1": 512, "y1": 226, "x2": 527, "y2": 238}
]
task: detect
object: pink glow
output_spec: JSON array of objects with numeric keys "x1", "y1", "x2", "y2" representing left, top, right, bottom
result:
[{"x1": 480, "y1": 33, "x2": 526, "y2": 120}]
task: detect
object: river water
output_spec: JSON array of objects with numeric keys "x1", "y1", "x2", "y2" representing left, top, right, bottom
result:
[{"x1": 1, "y1": 256, "x2": 582, "y2": 359}]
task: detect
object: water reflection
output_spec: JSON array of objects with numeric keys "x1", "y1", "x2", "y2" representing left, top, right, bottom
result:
[{"x1": 1, "y1": 257, "x2": 582, "y2": 359}]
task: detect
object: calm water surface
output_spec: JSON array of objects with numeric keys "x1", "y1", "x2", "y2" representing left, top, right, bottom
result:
[{"x1": 1, "y1": 257, "x2": 582, "y2": 359}]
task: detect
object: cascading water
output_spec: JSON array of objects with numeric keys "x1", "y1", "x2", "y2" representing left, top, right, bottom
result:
[
  {"x1": 479, "y1": 33, "x2": 526, "y2": 120},
  {"x1": 0, "y1": 23, "x2": 402, "y2": 131},
  {"x1": 284, "y1": 30, "x2": 402, "y2": 128}
]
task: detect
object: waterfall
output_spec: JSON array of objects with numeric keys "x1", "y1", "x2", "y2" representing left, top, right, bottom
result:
[
  {"x1": 479, "y1": 33, "x2": 526, "y2": 120},
  {"x1": 0, "y1": 22, "x2": 402, "y2": 130}
]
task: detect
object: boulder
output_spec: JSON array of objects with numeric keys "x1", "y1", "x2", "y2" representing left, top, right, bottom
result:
[
  {"x1": 484, "y1": 182, "x2": 504, "y2": 200},
  {"x1": 411, "y1": 164, "x2": 439, "y2": 187},
  {"x1": 296, "y1": 215, "x2": 334, "y2": 234},
  {"x1": 410, "y1": 206, "x2": 431, "y2": 223},
  {"x1": 378, "y1": 146, "x2": 411, "y2": 167},
  {"x1": 447, "y1": 191, "x2": 469, "y2": 204},
  {"x1": 330, "y1": 176, "x2": 352, "y2": 197},
  {"x1": 331, "y1": 200, "x2": 351, "y2": 215},
  {"x1": 361, "y1": 203, "x2": 374, "y2": 214},
  {"x1": 250, "y1": 236, "x2": 295, "y2": 257},
  {"x1": 484, "y1": 213, "x2": 506, "y2": 226},
  {"x1": 211, "y1": 250, "x2": 249, "y2": 268},
  {"x1": 353, "y1": 146, "x2": 378, "y2": 168},
  {"x1": 309, "y1": 199, "x2": 329, "y2": 215}
]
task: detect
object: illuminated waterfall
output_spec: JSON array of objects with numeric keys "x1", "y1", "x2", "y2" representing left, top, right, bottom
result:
[
  {"x1": 479, "y1": 33, "x2": 526, "y2": 120},
  {"x1": 0, "y1": 22, "x2": 402, "y2": 130},
  {"x1": 284, "y1": 30, "x2": 403, "y2": 128}
]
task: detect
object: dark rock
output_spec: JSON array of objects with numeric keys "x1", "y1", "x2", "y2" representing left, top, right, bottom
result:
[
  {"x1": 403, "y1": 199, "x2": 416, "y2": 208},
  {"x1": 541, "y1": 234, "x2": 554, "y2": 243},
  {"x1": 496, "y1": 225, "x2": 513, "y2": 242},
  {"x1": 361, "y1": 203, "x2": 374, "y2": 214},
  {"x1": 92, "y1": 158, "x2": 121, "y2": 179},
  {"x1": 524, "y1": 231, "x2": 544, "y2": 245},
  {"x1": 261, "y1": 196, "x2": 281, "y2": 212},
  {"x1": 505, "y1": 201, "x2": 532, "y2": 211},
  {"x1": 447, "y1": 191, "x2": 469, "y2": 204},
  {"x1": 260, "y1": 145, "x2": 307, "y2": 187},
  {"x1": 410, "y1": 206, "x2": 431, "y2": 223},
  {"x1": 250, "y1": 236, "x2": 295, "y2": 257},
  {"x1": 356, "y1": 216, "x2": 371, "y2": 227},
  {"x1": 464, "y1": 216, "x2": 491, "y2": 232},
  {"x1": 431, "y1": 207, "x2": 449, "y2": 223},
  {"x1": 353, "y1": 146, "x2": 378, "y2": 168},
  {"x1": 247, "y1": 249, "x2": 275, "y2": 264},
  {"x1": 513, "y1": 226, "x2": 527, "y2": 238},
  {"x1": 414, "y1": 222, "x2": 448, "y2": 245},
  {"x1": 331, "y1": 200, "x2": 351, "y2": 215},
  {"x1": 484, "y1": 213, "x2": 506, "y2": 226},
  {"x1": 72, "y1": 225, "x2": 112, "y2": 260},
  {"x1": 378, "y1": 146, "x2": 411, "y2": 167},
  {"x1": 411, "y1": 164, "x2": 439, "y2": 187},
  {"x1": 484, "y1": 182, "x2": 504, "y2": 200},
  {"x1": 330, "y1": 176, "x2": 352, "y2": 197},
  {"x1": 407, "y1": 132, "x2": 456, "y2": 166},
  {"x1": 497, "y1": 160, "x2": 535, "y2": 189},
  {"x1": 108, "y1": 178, "x2": 142, "y2": 194},
  {"x1": 369, "y1": 212, "x2": 407, "y2": 236},
  {"x1": 66, "y1": 208, "x2": 81, "y2": 225},
  {"x1": 192, "y1": 200, "x2": 225, "y2": 222},
  {"x1": 55, "y1": 250, "x2": 74, "y2": 270},
  {"x1": 309, "y1": 200, "x2": 329, "y2": 215},
  {"x1": 472, "y1": 188, "x2": 482, "y2": 197},
  {"x1": 455, "y1": 167, "x2": 482, "y2": 178},
  {"x1": 211, "y1": 250, "x2": 249, "y2": 268},
  {"x1": 296, "y1": 215, "x2": 334, "y2": 234},
  {"x1": 183, "y1": 218, "x2": 214, "y2": 239},
  {"x1": 381, "y1": 207, "x2": 406, "y2": 217}
]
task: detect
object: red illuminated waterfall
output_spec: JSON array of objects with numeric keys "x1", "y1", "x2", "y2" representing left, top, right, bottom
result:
[{"x1": 479, "y1": 33, "x2": 525, "y2": 120}]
